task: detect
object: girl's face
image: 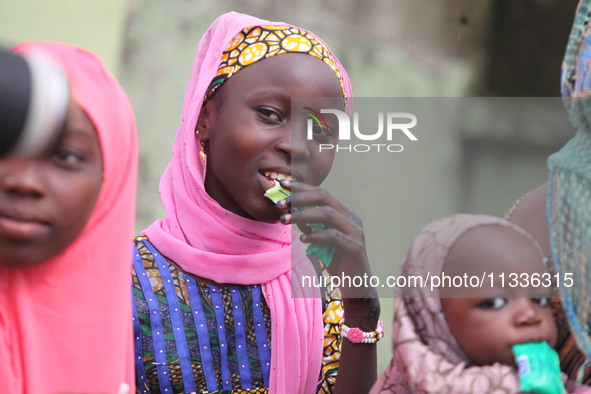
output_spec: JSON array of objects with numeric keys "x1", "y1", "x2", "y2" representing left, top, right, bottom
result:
[
  {"x1": 199, "y1": 53, "x2": 344, "y2": 223},
  {"x1": 440, "y1": 225, "x2": 557, "y2": 367},
  {"x1": 0, "y1": 100, "x2": 103, "y2": 267}
]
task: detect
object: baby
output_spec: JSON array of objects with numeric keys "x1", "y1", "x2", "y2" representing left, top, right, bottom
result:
[{"x1": 372, "y1": 214, "x2": 576, "y2": 394}]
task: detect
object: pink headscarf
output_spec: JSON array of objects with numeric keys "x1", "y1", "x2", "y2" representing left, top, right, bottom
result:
[
  {"x1": 0, "y1": 42, "x2": 138, "y2": 394},
  {"x1": 371, "y1": 214, "x2": 544, "y2": 393},
  {"x1": 143, "y1": 12, "x2": 352, "y2": 394}
]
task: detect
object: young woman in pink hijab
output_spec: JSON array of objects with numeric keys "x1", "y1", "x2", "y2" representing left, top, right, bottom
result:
[
  {"x1": 132, "y1": 11, "x2": 380, "y2": 393},
  {"x1": 0, "y1": 42, "x2": 138, "y2": 393}
]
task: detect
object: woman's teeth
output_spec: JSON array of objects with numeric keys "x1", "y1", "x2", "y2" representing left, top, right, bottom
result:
[{"x1": 263, "y1": 171, "x2": 294, "y2": 182}]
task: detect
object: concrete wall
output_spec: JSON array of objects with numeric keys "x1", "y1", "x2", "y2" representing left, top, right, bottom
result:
[{"x1": 0, "y1": 0, "x2": 127, "y2": 73}]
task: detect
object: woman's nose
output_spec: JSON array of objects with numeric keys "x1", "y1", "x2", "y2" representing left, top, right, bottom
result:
[
  {"x1": 0, "y1": 158, "x2": 46, "y2": 198},
  {"x1": 513, "y1": 298, "x2": 542, "y2": 326},
  {"x1": 275, "y1": 128, "x2": 311, "y2": 161}
]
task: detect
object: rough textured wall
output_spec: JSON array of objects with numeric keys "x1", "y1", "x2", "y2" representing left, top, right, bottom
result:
[
  {"x1": 0, "y1": 0, "x2": 127, "y2": 73},
  {"x1": 481, "y1": 0, "x2": 580, "y2": 97}
]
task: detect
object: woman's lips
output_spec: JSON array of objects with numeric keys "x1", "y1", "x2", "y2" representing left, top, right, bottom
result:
[{"x1": 0, "y1": 216, "x2": 50, "y2": 241}]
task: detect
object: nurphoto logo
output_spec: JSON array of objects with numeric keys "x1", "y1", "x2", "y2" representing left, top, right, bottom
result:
[{"x1": 305, "y1": 108, "x2": 418, "y2": 153}]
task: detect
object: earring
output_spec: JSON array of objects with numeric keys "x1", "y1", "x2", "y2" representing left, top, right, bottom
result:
[{"x1": 195, "y1": 129, "x2": 207, "y2": 169}]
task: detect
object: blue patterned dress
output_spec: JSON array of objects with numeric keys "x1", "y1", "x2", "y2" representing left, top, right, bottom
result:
[{"x1": 132, "y1": 236, "x2": 343, "y2": 393}]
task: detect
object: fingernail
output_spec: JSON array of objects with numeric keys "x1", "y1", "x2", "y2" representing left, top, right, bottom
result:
[
  {"x1": 280, "y1": 179, "x2": 290, "y2": 187},
  {"x1": 276, "y1": 200, "x2": 286, "y2": 208},
  {"x1": 280, "y1": 214, "x2": 291, "y2": 224}
]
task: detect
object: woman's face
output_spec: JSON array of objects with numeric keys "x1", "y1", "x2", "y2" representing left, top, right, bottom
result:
[
  {"x1": 440, "y1": 225, "x2": 557, "y2": 367},
  {"x1": 0, "y1": 100, "x2": 103, "y2": 267},
  {"x1": 199, "y1": 53, "x2": 345, "y2": 223}
]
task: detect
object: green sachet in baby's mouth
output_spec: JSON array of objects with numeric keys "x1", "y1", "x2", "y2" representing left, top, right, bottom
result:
[
  {"x1": 264, "y1": 182, "x2": 335, "y2": 266},
  {"x1": 512, "y1": 341, "x2": 565, "y2": 394}
]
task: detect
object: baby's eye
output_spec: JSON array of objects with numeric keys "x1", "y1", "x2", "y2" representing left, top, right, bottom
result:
[
  {"x1": 477, "y1": 297, "x2": 507, "y2": 310},
  {"x1": 532, "y1": 297, "x2": 551, "y2": 307}
]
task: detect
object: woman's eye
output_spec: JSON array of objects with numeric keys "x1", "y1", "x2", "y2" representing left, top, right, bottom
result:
[
  {"x1": 309, "y1": 121, "x2": 335, "y2": 143},
  {"x1": 312, "y1": 123, "x2": 333, "y2": 137},
  {"x1": 477, "y1": 297, "x2": 507, "y2": 310},
  {"x1": 53, "y1": 148, "x2": 84, "y2": 165},
  {"x1": 257, "y1": 108, "x2": 282, "y2": 123},
  {"x1": 532, "y1": 297, "x2": 551, "y2": 307}
]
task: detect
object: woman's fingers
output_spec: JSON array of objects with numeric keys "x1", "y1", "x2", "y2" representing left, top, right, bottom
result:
[
  {"x1": 293, "y1": 205, "x2": 361, "y2": 238},
  {"x1": 282, "y1": 180, "x2": 347, "y2": 212},
  {"x1": 278, "y1": 180, "x2": 364, "y2": 243},
  {"x1": 279, "y1": 181, "x2": 376, "y2": 299},
  {"x1": 280, "y1": 180, "x2": 357, "y2": 224},
  {"x1": 302, "y1": 227, "x2": 365, "y2": 255}
]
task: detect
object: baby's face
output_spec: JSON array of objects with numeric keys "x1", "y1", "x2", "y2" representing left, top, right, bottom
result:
[
  {"x1": 440, "y1": 225, "x2": 557, "y2": 367},
  {"x1": 442, "y1": 296, "x2": 556, "y2": 366},
  {"x1": 0, "y1": 100, "x2": 103, "y2": 267}
]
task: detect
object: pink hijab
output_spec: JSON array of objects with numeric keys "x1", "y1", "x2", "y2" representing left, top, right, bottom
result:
[
  {"x1": 143, "y1": 12, "x2": 352, "y2": 393},
  {"x1": 0, "y1": 42, "x2": 138, "y2": 394}
]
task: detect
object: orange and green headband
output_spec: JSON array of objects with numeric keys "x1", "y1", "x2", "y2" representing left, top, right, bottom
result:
[{"x1": 205, "y1": 25, "x2": 347, "y2": 103}]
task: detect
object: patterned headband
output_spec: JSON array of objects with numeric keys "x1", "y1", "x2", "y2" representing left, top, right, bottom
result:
[
  {"x1": 204, "y1": 25, "x2": 347, "y2": 104},
  {"x1": 562, "y1": 0, "x2": 591, "y2": 101}
]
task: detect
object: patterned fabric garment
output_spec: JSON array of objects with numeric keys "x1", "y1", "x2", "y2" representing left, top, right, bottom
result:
[
  {"x1": 553, "y1": 298, "x2": 591, "y2": 383},
  {"x1": 549, "y1": 0, "x2": 591, "y2": 380},
  {"x1": 506, "y1": 192, "x2": 591, "y2": 383},
  {"x1": 132, "y1": 236, "x2": 343, "y2": 394},
  {"x1": 205, "y1": 25, "x2": 347, "y2": 102}
]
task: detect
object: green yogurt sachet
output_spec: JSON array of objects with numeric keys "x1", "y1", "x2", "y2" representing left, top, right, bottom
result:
[
  {"x1": 264, "y1": 181, "x2": 335, "y2": 266},
  {"x1": 512, "y1": 341, "x2": 565, "y2": 394},
  {"x1": 264, "y1": 181, "x2": 292, "y2": 203}
]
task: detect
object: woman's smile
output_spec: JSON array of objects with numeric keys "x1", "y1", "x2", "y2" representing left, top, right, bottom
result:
[{"x1": 260, "y1": 170, "x2": 296, "y2": 190}]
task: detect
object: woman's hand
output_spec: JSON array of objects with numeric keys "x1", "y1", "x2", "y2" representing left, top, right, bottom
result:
[
  {"x1": 276, "y1": 179, "x2": 375, "y2": 298},
  {"x1": 276, "y1": 179, "x2": 381, "y2": 393}
]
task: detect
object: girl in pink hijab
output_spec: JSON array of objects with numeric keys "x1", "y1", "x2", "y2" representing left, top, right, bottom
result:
[
  {"x1": 0, "y1": 42, "x2": 138, "y2": 393},
  {"x1": 133, "y1": 11, "x2": 380, "y2": 394}
]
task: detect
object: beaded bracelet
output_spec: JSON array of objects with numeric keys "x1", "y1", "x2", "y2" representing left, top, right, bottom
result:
[{"x1": 340, "y1": 320, "x2": 384, "y2": 344}]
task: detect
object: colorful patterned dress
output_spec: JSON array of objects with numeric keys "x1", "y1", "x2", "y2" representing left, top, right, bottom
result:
[{"x1": 132, "y1": 236, "x2": 343, "y2": 393}]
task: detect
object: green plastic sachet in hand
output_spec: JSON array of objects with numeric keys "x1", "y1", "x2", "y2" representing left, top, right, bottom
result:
[
  {"x1": 264, "y1": 181, "x2": 292, "y2": 203},
  {"x1": 264, "y1": 181, "x2": 335, "y2": 265},
  {"x1": 512, "y1": 341, "x2": 565, "y2": 394}
]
